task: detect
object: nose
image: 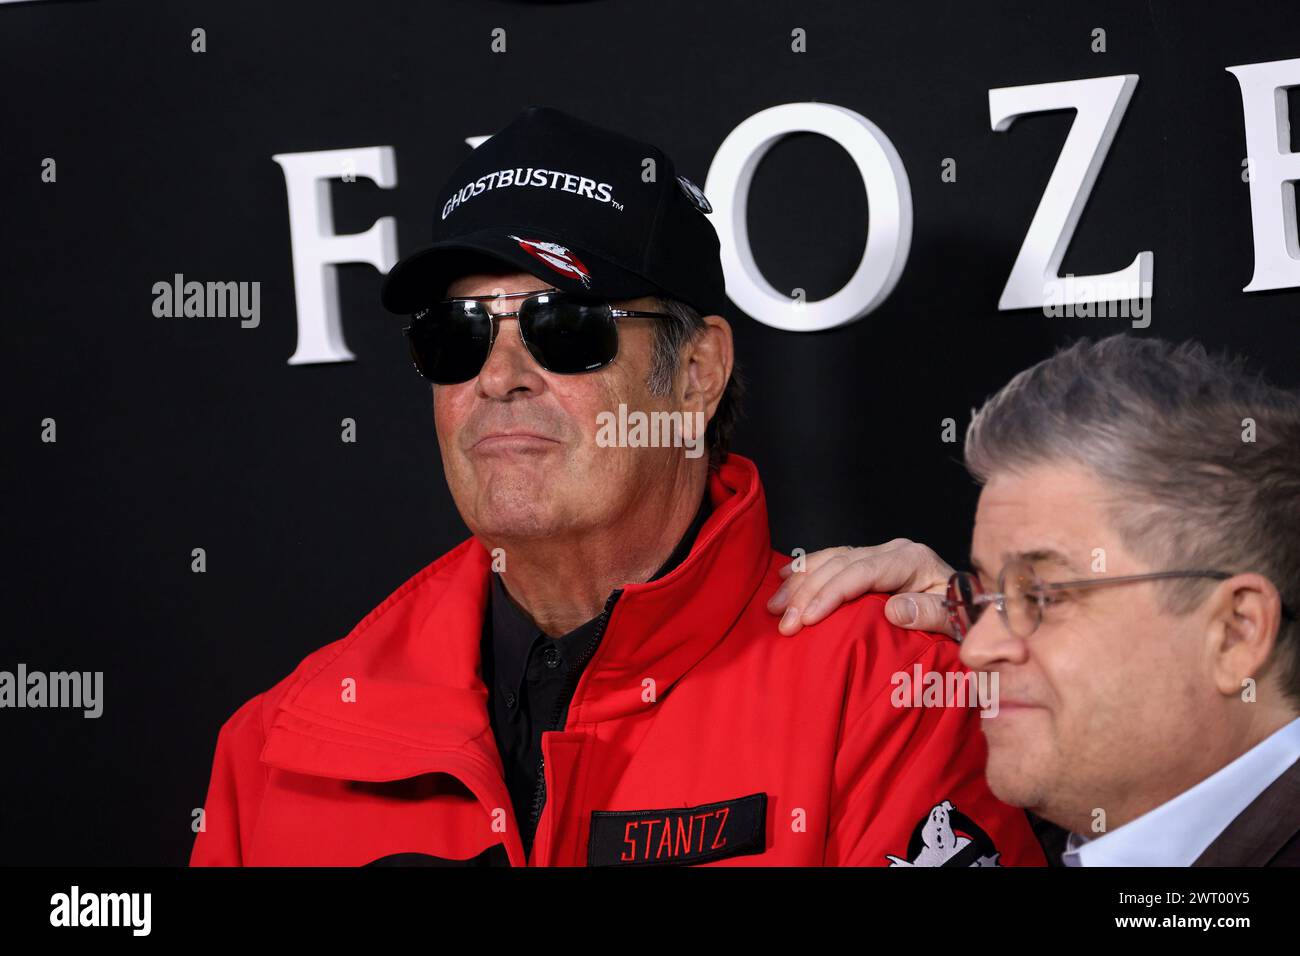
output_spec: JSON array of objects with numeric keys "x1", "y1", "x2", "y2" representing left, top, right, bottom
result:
[
  {"x1": 476, "y1": 312, "x2": 547, "y2": 400},
  {"x1": 959, "y1": 607, "x2": 1030, "y2": 671}
]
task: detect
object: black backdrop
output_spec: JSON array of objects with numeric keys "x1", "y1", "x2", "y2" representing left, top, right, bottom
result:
[{"x1": 3, "y1": 0, "x2": 1298, "y2": 865}]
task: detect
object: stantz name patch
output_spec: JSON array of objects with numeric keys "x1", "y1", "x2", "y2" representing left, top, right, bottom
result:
[{"x1": 587, "y1": 792, "x2": 767, "y2": 866}]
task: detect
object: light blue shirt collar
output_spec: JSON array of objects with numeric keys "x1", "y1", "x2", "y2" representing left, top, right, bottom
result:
[{"x1": 1062, "y1": 716, "x2": 1300, "y2": 867}]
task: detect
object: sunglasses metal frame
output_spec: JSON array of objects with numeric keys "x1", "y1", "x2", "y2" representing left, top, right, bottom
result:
[
  {"x1": 941, "y1": 561, "x2": 1300, "y2": 639},
  {"x1": 402, "y1": 288, "x2": 674, "y2": 383}
]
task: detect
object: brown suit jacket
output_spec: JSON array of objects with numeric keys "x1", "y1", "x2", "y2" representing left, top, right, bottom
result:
[
  {"x1": 1193, "y1": 755, "x2": 1300, "y2": 866},
  {"x1": 1031, "y1": 756, "x2": 1300, "y2": 866}
]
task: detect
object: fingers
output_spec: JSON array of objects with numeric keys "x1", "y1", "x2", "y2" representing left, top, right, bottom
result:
[
  {"x1": 776, "y1": 546, "x2": 852, "y2": 581},
  {"x1": 768, "y1": 539, "x2": 957, "y2": 636},
  {"x1": 770, "y1": 539, "x2": 948, "y2": 611},
  {"x1": 768, "y1": 547, "x2": 853, "y2": 608},
  {"x1": 837, "y1": 539, "x2": 953, "y2": 596},
  {"x1": 771, "y1": 552, "x2": 855, "y2": 634},
  {"x1": 798, "y1": 560, "x2": 889, "y2": 626},
  {"x1": 885, "y1": 593, "x2": 958, "y2": 639}
]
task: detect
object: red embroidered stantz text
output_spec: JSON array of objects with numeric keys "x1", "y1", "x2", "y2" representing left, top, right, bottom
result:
[{"x1": 587, "y1": 793, "x2": 767, "y2": 866}]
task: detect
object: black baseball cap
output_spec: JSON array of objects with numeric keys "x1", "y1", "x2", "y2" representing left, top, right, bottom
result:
[{"x1": 380, "y1": 106, "x2": 727, "y2": 317}]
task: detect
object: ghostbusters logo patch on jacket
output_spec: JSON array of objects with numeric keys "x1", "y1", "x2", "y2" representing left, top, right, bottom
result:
[{"x1": 886, "y1": 800, "x2": 1002, "y2": 867}]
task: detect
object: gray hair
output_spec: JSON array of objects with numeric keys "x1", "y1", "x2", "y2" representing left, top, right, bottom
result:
[
  {"x1": 647, "y1": 296, "x2": 743, "y2": 469},
  {"x1": 964, "y1": 334, "x2": 1300, "y2": 703}
]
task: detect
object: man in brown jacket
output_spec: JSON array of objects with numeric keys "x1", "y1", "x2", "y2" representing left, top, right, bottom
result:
[{"x1": 769, "y1": 335, "x2": 1300, "y2": 866}]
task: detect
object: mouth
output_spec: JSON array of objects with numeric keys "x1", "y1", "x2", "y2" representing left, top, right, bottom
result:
[
  {"x1": 470, "y1": 432, "x2": 562, "y2": 453},
  {"x1": 987, "y1": 700, "x2": 1046, "y2": 715}
]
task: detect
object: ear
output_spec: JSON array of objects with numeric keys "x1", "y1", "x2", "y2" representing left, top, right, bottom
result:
[
  {"x1": 1205, "y1": 572, "x2": 1286, "y2": 697},
  {"x1": 681, "y1": 314, "x2": 734, "y2": 421}
]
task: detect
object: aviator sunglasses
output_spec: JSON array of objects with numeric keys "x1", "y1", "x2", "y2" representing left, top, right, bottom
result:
[{"x1": 403, "y1": 288, "x2": 675, "y2": 384}]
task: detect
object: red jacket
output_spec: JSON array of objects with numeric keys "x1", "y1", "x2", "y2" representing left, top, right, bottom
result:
[{"x1": 190, "y1": 454, "x2": 1044, "y2": 867}]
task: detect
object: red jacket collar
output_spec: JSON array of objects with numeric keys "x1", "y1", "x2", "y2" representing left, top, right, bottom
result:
[{"x1": 260, "y1": 453, "x2": 771, "y2": 786}]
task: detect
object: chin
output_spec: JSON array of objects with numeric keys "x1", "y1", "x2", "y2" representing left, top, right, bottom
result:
[
  {"x1": 983, "y1": 743, "x2": 1048, "y2": 810},
  {"x1": 470, "y1": 497, "x2": 558, "y2": 541}
]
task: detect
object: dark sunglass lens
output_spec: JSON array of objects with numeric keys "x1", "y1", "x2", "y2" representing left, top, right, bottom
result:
[
  {"x1": 407, "y1": 301, "x2": 492, "y2": 384},
  {"x1": 519, "y1": 293, "x2": 618, "y2": 374}
]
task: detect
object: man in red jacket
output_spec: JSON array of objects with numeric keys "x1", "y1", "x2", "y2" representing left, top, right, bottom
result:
[{"x1": 190, "y1": 106, "x2": 1043, "y2": 867}]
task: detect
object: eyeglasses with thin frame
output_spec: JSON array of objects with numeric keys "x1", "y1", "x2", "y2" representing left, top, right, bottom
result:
[
  {"x1": 944, "y1": 558, "x2": 1298, "y2": 639},
  {"x1": 402, "y1": 287, "x2": 675, "y2": 384}
]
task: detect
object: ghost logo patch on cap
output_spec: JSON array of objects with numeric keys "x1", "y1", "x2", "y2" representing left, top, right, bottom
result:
[
  {"x1": 508, "y1": 234, "x2": 592, "y2": 288},
  {"x1": 676, "y1": 175, "x2": 712, "y2": 214}
]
